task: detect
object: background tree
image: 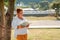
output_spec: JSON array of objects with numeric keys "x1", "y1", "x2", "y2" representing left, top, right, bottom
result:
[
  {"x1": 51, "y1": 2, "x2": 60, "y2": 19},
  {"x1": 39, "y1": 1, "x2": 49, "y2": 10}
]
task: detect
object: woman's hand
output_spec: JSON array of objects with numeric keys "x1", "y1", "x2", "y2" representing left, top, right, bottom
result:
[{"x1": 26, "y1": 24, "x2": 29, "y2": 28}]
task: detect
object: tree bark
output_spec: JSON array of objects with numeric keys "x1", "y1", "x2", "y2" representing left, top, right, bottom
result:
[
  {"x1": 5, "y1": 0, "x2": 15, "y2": 40},
  {"x1": 0, "y1": 0, "x2": 6, "y2": 40}
]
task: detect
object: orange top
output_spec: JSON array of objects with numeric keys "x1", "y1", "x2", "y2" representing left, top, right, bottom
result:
[{"x1": 17, "y1": 26, "x2": 23, "y2": 29}]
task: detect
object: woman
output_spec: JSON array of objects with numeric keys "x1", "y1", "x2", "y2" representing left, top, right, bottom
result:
[{"x1": 12, "y1": 9, "x2": 29, "y2": 40}]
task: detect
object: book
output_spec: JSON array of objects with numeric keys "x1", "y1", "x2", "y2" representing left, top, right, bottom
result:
[{"x1": 20, "y1": 21, "x2": 29, "y2": 27}]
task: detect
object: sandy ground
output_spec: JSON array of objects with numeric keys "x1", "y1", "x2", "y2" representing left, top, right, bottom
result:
[{"x1": 11, "y1": 29, "x2": 60, "y2": 40}]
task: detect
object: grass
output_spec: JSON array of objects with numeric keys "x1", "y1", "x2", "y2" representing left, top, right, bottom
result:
[{"x1": 11, "y1": 29, "x2": 60, "y2": 40}]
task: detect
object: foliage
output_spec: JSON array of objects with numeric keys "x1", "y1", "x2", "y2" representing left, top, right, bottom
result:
[
  {"x1": 4, "y1": 0, "x2": 8, "y2": 7},
  {"x1": 4, "y1": 0, "x2": 60, "y2": 10},
  {"x1": 51, "y1": 2, "x2": 60, "y2": 9},
  {"x1": 51, "y1": 2, "x2": 60, "y2": 19},
  {"x1": 39, "y1": 1, "x2": 49, "y2": 10}
]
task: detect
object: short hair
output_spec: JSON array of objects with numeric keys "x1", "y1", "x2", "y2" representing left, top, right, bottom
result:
[{"x1": 16, "y1": 9, "x2": 23, "y2": 13}]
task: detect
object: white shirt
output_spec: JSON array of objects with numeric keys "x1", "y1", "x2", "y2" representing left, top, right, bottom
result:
[{"x1": 11, "y1": 16, "x2": 28, "y2": 37}]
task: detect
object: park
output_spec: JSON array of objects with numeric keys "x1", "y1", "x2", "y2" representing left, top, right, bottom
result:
[{"x1": 0, "y1": 0, "x2": 60, "y2": 40}]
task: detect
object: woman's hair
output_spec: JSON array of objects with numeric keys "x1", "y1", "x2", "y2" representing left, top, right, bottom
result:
[{"x1": 17, "y1": 9, "x2": 23, "y2": 13}]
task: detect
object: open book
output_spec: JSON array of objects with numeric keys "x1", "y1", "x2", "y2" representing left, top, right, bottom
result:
[{"x1": 20, "y1": 21, "x2": 29, "y2": 27}]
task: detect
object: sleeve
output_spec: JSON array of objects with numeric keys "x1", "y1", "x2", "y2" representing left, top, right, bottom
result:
[{"x1": 11, "y1": 17, "x2": 17, "y2": 29}]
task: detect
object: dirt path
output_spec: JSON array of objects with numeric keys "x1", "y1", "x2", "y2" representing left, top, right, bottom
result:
[{"x1": 29, "y1": 20, "x2": 60, "y2": 28}]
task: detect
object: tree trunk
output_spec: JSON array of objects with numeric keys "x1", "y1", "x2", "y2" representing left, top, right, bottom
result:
[
  {"x1": 55, "y1": 9, "x2": 59, "y2": 20},
  {"x1": 5, "y1": 0, "x2": 15, "y2": 40},
  {"x1": 0, "y1": 0, "x2": 15, "y2": 40},
  {"x1": 0, "y1": 0, "x2": 6, "y2": 40}
]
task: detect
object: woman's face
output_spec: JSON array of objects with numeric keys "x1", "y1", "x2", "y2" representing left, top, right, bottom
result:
[{"x1": 17, "y1": 11, "x2": 23, "y2": 19}]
